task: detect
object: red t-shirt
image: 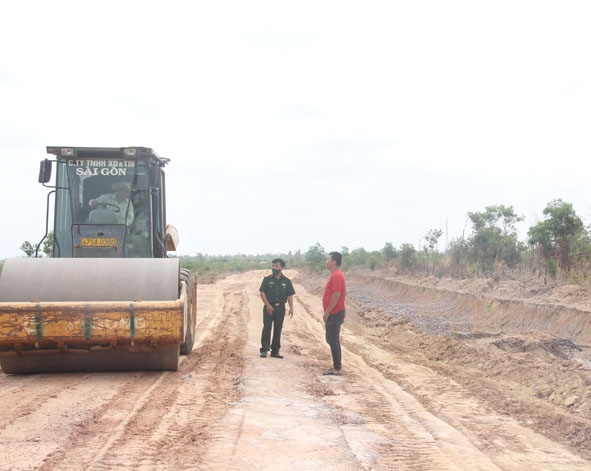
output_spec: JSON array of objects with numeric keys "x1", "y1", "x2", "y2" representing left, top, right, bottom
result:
[{"x1": 323, "y1": 269, "x2": 346, "y2": 314}]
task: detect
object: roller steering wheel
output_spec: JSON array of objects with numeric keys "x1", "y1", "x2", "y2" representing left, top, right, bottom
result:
[{"x1": 95, "y1": 203, "x2": 121, "y2": 213}]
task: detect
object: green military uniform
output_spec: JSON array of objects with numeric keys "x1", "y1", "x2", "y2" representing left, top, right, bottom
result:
[{"x1": 259, "y1": 273, "x2": 295, "y2": 356}]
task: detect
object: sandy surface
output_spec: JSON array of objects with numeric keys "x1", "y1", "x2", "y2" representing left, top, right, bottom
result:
[{"x1": 0, "y1": 268, "x2": 590, "y2": 470}]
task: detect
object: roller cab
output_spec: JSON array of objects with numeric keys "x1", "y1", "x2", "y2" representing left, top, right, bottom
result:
[{"x1": 0, "y1": 147, "x2": 196, "y2": 374}]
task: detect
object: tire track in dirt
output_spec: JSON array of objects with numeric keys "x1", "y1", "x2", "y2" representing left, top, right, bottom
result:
[
  {"x1": 196, "y1": 272, "x2": 368, "y2": 470},
  {"x1": 289, "y1": 279, "x2": 501, "y2": 470},
  {"x1": 198, "y1": 272, "x2": 502, "y2": 470},
  {"x1": 35, "y1": 280, "x2": 249, "y2": 471},
  {"x1": 339, "y1": 329, "x2": 590, "y2": 470},
  {"x1": 337, "y1": 272, "x2": 591, "y2": 461},
  {"x1": 2, "y1": 270, "x2": 590, "y2": 470},
  {"x1": 0, "y1": 373, "x2": 144, "y2": 471},
  {"x1": 292, "y1": 272, "x2": 591, "y2": 470}
]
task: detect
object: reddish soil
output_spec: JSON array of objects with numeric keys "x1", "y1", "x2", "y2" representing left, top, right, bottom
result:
[{"x1": 0, "y1": 268, "x2": 590, "y2": 470}]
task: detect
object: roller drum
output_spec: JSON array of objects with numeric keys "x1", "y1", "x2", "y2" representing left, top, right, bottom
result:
[
  {"x1": 0, "y1": 258, "x2": 179, "y2": 302},
  {"x1": 0, "y1": 258, "x2": 185, "y2": 374}
]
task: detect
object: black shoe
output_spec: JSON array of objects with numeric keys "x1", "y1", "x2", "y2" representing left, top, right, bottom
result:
[
  {"x1": 260, "y1": 351, "x2": 267, "y2": 358},
  {"x1": 270, "y1": 352, "x2": 283, "y2": 359}
]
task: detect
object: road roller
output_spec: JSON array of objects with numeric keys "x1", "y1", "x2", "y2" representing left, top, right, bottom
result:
[{"x1": 0, "y1": 147, "x2": 197, "y2": 374}]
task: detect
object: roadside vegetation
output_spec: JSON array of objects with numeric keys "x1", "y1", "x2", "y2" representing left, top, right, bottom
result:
[
  {"x1": 7, "y1": 199, "x2": 591, "y2": 287},
  {"x1": 182, "y1": 199, "x2": 591, "y2": 286}
]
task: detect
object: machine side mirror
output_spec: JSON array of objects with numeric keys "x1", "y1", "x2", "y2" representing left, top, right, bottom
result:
[{"x1": 38, "y1": 159, "x2": 52, "y2": 184}]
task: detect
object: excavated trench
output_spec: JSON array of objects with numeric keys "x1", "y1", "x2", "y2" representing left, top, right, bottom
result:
[{"x1": 346, "y1": 272, "x2": 591, "y2": 347}]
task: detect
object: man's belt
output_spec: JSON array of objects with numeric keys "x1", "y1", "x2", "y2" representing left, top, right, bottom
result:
[{"x1": 273, "y1": 302, "x2": 285, "y2": 306}]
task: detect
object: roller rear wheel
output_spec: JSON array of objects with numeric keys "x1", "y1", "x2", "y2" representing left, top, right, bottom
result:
[{"x1": 179, "y1": 268, "x2": 196, "y2": 355}]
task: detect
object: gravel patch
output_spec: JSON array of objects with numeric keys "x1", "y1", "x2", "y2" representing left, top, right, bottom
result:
[{"x1": 347, "y1": 284, "x2": 471, "y2": 336}]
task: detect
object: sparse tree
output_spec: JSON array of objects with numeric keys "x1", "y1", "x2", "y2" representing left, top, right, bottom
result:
[
  {"x1": 528, "y1": 199, "x2": 585, "y2": 275},
  {"x1": 424, "y1": 229, "x2": 443, "y2": 273},
  {"x1": 349, "y1": 248, "x2": 369, "y2": 267},
  {"x1": 42, "y1": 232, "x2": 54, "y2": 257},
  {"x1": 305, "y1": 243, "x2": 326, "y2": 272},
  {"x1": 382, "y1": 242, "x2": 397, "y2": 263},
  {"x1": 467, "y1": 205, "x2": 524, "y2": 275},
  {"x1": 20, "y1": 232, "x2": 54, "y2": 258},
  {"x1": 399, "y1": 243, "x2": 417, "y2": 271},
  {"x1": 20, "y1": 241, "x2": 35, "y2": 258},
  {"x1": 340, "y1": 246, "x2": 352, "y2": 270},
  {"x1": 448, "y1": 237, "x2": 468, "y2": 278}
]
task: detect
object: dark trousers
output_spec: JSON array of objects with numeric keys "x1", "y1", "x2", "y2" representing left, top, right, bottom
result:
[
  {"x1": 325, "y1": 309, "x2": 346, "y2": 370},
  {"x1": 260, "y1": 304, "x2": 286, "y2": 353}
]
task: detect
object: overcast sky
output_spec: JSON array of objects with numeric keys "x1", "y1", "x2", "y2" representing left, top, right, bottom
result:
[{"x1": 1, "y1": 1, "x2": 590, "y2": 259}]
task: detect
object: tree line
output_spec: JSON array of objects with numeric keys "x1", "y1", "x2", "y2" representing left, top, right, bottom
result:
[
  {"x1": 182, "y1": 199, "x2": 591, "y2": 284},
  {"x1": 10, "y1": 199, "x2": 590, "y2": 284}
]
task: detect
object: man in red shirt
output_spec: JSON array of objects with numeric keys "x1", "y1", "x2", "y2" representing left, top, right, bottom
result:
[{"x1": 322, "y1": 251, "x2": 346, "y2": 375}]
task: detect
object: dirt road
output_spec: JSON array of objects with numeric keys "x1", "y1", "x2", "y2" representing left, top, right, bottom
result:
[{"x1": 1, "y1": 269, "x2": 590, "y2": 470}]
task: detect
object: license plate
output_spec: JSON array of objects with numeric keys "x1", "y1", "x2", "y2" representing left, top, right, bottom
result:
[{"x1": 81, "y1": 237, "x2": 117, "y2": 247}]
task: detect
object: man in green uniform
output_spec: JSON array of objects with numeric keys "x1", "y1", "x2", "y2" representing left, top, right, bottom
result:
[{"x1": 259, "y1": 258, "x2": 295, "y2": 358}]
